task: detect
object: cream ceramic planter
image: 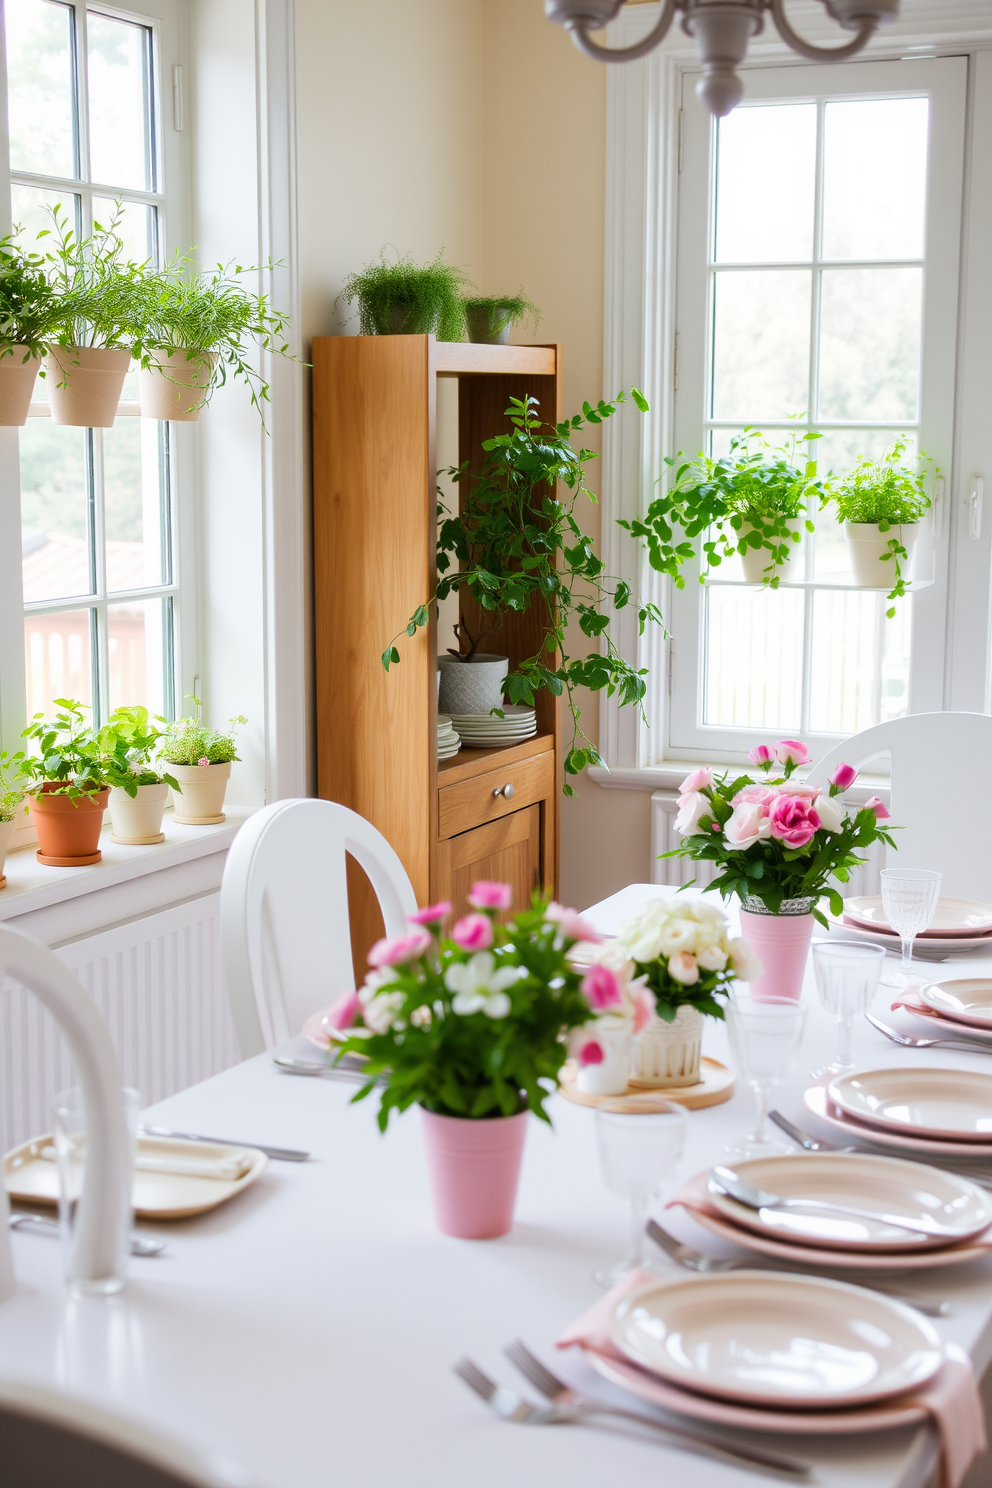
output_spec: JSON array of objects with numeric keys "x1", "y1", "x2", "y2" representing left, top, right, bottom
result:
[
  {"x1": 44, "y1": 346, "x2": 131, "y2": 428},
  {"x1": 139, "y1": 350, "x2": 218, "y2": 422},
  {"x1": 0, "y1": 345, "x2": 41, "y2": 425},
  {"x1": 108, "y1": 782, "x2": 169, "y2": 845},
  {"x1": 0, "y1": 816, "x2": 16, "y2": 889},
  {"x1": 739, "y1": 518, "x2": 804, "y2": 585},
  {"x1": 575, "y1": 1019, "x2": 632, "y2": 1097},
  {"x1": 630, "y1": 1005, "x2": 703, "y2": 1089},
  {"x1": 845, "y1": 522, "x2": 919, "y2": 588},
  {"x1": 169, "y1": 762, "x2": 231, "y2": 825},
  {"x1": 437, "y1": 654, "x2": 509, "y2": 716}
]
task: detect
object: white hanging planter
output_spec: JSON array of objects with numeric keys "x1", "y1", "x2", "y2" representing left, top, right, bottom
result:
[
  {"x1": 0, "y1": 345, "x2": 41, "y2": 425},
  {"x1": 108, "y1": 782, "x2": 169, "y2": 845},
  {"x1": 574, "y1": 1019, "x2": 632, "y2": 1096},
  {"x1": 630, "y1": 1005, "x2": 703, "y2": 1089},
  {"x1": 437, "y1": 654, "x2": 508, "y2": 715},
  {"x1": 739, "y1": 517, "x2": 804, "y2": 585},
  {"x1": 169, "y1": 761, "x2": 231, "y2": 824},
  {"x1": 43, "y1": 346, "x2": 131, "y2": 428},
  {"x1": 139, "y1": 349, "x2": 218, "y2": 422},
  {"x1": 0, "y1": 816, "x2": 16, "y2": 889},
  {"x1": 845, "y1": 522, "x2": 919, "y2": 588}
]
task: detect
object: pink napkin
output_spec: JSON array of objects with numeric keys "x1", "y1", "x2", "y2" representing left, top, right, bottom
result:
[
  {"x1": 666, "y1": 1169, "x2": 729, "y2": 1225},
  {"x1": 556, "y1": 1272, "x2": 986, "y2": 1487}
]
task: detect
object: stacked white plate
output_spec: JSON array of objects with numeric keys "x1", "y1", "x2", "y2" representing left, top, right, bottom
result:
[
  {"x1": 437, "y1": 713, "x2": 460, "y2": 761},
  {"x1": 449, "y1": 704, "x2": 536, "y2": 748},
  {"x1": 827, "y1": 894, "x2": 992, "y2": 957}
]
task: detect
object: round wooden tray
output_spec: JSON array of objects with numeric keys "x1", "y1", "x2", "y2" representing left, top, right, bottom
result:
[{"x1": 558, "y1": 1057, "x2": 734, "y2": 1112}]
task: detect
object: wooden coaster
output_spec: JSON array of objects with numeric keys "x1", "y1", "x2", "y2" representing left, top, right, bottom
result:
[{"x1": 559, "y1": 1057, "x2": 734, "y2": 1112}]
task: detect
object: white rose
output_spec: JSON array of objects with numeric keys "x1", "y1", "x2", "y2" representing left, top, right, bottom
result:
[
  {"x1": 657, "y1": 921, "x2": 695, "y2": 954},
  {"x1": 674, "y1": 791, "x2": 711, "y2": 837},
  {"x1": 728, "y1": 937, "x2": 763, "y2": 982},
  {"x1": 813, "y1": 792, "x2": 845, "y2": 834},
  {"x1": 696, "y1": 943, "x2": 728, "y2": 972},
  {"x1": 668, "y1": 951, "x2": 700, "y2": 985}
]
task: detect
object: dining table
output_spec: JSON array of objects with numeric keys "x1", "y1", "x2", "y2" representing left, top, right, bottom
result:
[{"x1": 1, "y1": 881, "x2": 992, "y2": 1488}]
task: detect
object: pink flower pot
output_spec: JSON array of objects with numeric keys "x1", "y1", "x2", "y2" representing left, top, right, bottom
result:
[
  {"x1": 738, "y1": 907, "x2": 815, "y2": 1002},
  {"x1": 420, "y1": 1108, "x2": 528, "y2": 1239}
]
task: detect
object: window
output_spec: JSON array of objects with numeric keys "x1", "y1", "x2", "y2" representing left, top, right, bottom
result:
[
  {"x1": 665, "y1": 57, "x2": 966, "y2": 762},
  {"x1": 0, "y1": 0, "x2": 185, "y2": 735}
]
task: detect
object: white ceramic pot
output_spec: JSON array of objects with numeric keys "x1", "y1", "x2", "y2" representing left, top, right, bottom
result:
[
  {"x1": 43, "y1": 346, "x2": 131, "y2": 428},
  {"x1": 845, "y1": 522, "x2": 919, "y2": 588},
  {"x1": 108, "y1": 782, "x2": 169, "y2": 844},
  {"x1": 437, "y1": 654, "x2": 509, "y2": 715},
  {"x1": 739, "y1": 518, "x2": 804, "y2": 585},
  {"x1": 0, "y1": 346, "x2": 41, "y2": 425},
  {"x1": 139, "y1": 349, "x2": 218, "y2": 421},
  {"x1": 630, "y1": 1005, "x2": 703, "y2": 1089},
  {"x1": 575, "y1": 1020, "x2": 632, "y2": 1097},
  {"x1": 0, "y1": 816, "x2": 16, "y2": 889},
  {"x1": 169, "y1": 761, "x2": 231, "y2": 824}
]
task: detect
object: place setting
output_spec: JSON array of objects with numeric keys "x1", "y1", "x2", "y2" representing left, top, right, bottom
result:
[{"x1": 826, "y1": 869, "x2": 992, "y2": 967}]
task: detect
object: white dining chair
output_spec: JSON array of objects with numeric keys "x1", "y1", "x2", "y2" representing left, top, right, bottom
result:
[
  {"x1": 806, "y1": 711, "x2": 992, "y2": 900},
  {"x1": 219, "y1": 798, "x2": 419, "y2": 1059},
  {"x1": 0, "y1": 1377, "x2": 254, "y2": 1486}
]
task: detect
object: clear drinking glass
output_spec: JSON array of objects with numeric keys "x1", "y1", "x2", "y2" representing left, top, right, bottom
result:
[
  {"x1": 880, "y1": 868, "x2": 942, "y2": 988},
  {"x1": 811, "y1": 940, "x2": 886, "y2": 1075},
  {"x1": 725, "y1": 996, "x2": 807, "y2": 1158},
  {"x1": 52, "y1": 1086, "x2": 139, "y2": 1297},
  {"x1": 594, "y1": 1101, "x2": 688, "y2": 1289}
]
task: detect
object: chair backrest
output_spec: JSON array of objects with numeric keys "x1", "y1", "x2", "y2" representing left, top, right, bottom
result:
[
  {"x1": 807, "y1": 712, "x2": 992, "y2": 900},
  {"x1": 0, "y1": 1377, "x2": 254, "y2": 1487},
  {"x1": 219, "y1": 798, "x2": 419, "y2": 1059}
]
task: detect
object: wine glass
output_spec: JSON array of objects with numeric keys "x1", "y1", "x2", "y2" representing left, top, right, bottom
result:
[
  {"x1": 811, "y1": 940, "x2": 886, "y2": 1075},
  {"x1": 725, "y1": 995, "x2": 807, "y2": 1158},
  {"x1": 880, "y1": 868, "x2": 942, "y2": 988},
  {"x1": 594, "y1": 1100, "x2": 688, "y2": 1288}
]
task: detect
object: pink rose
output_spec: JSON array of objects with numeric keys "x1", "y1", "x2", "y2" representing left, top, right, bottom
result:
[
  {"x1": 680, "y1": 766, "x2": 714, "y2": 794},
  {"x1": 724, "y1": 801, "x2": 771, "y2": 851},
  {"x1": 546, "y1": 902, "x2": 602, "y2": 942},
  {"x1": 865, "y1": 796, "x2": 891, "y2": 820},
  {"x1": 468, "y1": 880, "x2": 513, "y2": 911},
  {"x1": 775, "y1": 739, "x2": 810, "y2": 767},
  {"x1": 325, "y1": 990, "x2": 363, "y2": 1030},
  {"x1": 632, "y1": 986, "x2": 655, "y2": 1034},
  {"x1": 578, "y1": 1039, "x2": 604, "y2": 1067},
  {"x1": 748, "y1": 744, "x2": 773, "y2": 767},
  {"x1": 768, "y1": 793, "x2": 821, "y2": 848},
  {"x1": 581, "y1": 964, "x2": 623, "y2": 1011},
  {"x1": 782, "y1": 784, "x2": 819, "y2": 801},
  {"x1": 367, "y1": 927, "x2": 432, "y2": 968},
  {"x1": 409, "y1": 901, "x2": 452, "y2": 926},
  {"x1": 451, "y1": 913, "x2": 494, "y2": 951},
  {"x1": 668, "y1": 951, "x2": 699, "y2": 986},
  {"x1": 732, "y1": 783, "x2": 777, "y2": 808},
  {"x1": 830, "y1": 763, "x2": 857, "y2": 792},
  {"x1": 674, "y1": 791, "x2": 710, "y2": 836}
]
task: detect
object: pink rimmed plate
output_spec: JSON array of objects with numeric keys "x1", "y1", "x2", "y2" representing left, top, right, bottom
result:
[
  {"x1": 804, "y1": 1083, "x2": 992, "y2": 1158},
  {"x1": 829, "y1": 1067, "x2": 992, "y2": 1143},
  {"x1": 843, "y1": 896, "x2": 992, "y2": 939}
]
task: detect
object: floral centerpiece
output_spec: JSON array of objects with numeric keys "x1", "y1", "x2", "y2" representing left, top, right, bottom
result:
[
  {"x1": 159, "y1": 711, "x2": 245, "y2": 825},
  {"x1": 665, "y1": 739, "x2": 896, "y2": 999}
]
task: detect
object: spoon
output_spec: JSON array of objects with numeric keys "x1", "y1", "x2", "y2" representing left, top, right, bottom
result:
[{"x1": 710, "y1": 1165, "x2": 962, "y2": 1239}]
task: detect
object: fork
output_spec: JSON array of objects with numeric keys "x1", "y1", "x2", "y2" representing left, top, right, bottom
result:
[
  {"x1": 455, "y1": 1357, "x2": 810, "y2": 1480},
  {"x1": 770, "y1": 1107, "x2": 992, "y2": 1188},
  {"x1": 646, "y1": 1218, "x2": 950, "y2": 1316},
  {"x1": 866, "y1": 1011, "x2": 992, "y2": 1054}
]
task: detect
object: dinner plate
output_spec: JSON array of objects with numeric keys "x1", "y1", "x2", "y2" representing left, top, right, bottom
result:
[
  {"x1": 844, "y1": 896, "x2": 992, "y2": 939},
  {"x1": 804, "y1": 1083, "x2": 992, "y2": 1158},
  {"x1": 829, "y1": 1067, "x2": 992, "y2": 1142},
  {"x1": 705, "y1": 1152, "x2": 992, "y2": 1251},
  {"x1": 448, "y1": 706, "x2": 535, "y2": 723},
  {"x1": 824, "y1": 907, "x2": 992, "y2": 956},
  {"x1": 607, "y1": 1272, "x2": 943, "y2": 1408},
  {"x1": 891, "y1": 992, "x2": 992, "y2": 1043},
  {"x1": 921, "y1": 979, "x2": 992, "y2": 1029}
]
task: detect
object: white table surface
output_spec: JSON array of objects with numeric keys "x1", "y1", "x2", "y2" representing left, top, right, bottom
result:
[{"x1": 3, "y1": 883, "x2": 992, "y2": 1488}]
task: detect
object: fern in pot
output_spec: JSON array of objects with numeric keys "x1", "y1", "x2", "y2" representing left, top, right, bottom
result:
[
  {"x1": 97, "y1": 707, "x2": 180, "y2": 845},
  {"x1": 0, "y1": 234, "x2": 58, "y2": 425},
  {"x1": 159, "y1": 712, "x2": 246, "y2": 825},
  {"x1": 463, "y1": 291, "x2": 540, "y2": 346},
  {"x1": 825, "y1": 439, "x2": 933, "y2": 615},
  {"x1": 340, "y1": 250, "x2": 471, "y2": 339}
]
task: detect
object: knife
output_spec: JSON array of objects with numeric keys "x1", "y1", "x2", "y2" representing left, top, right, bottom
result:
[
  {"x1": 137, "y1": 1125, "x2": 309, "y2": 1163},
  {"x1": 9, "y1": 1213, "x2": 167, "y2": 1257}
]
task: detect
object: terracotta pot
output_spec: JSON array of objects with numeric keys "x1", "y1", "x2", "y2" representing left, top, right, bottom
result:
[
  {"x1": 420, "y1": 1108, "x2": 528, "y2": 1239},
  {"x1": 437, "y1": 654, "x2": 508, "y2": 715},
  {"x1": 44, "y1": 346, "x2": 131, "y2": 428},
  {"x1": 845, "y1": 522, "x2": 919, "y2": 588},
  {"x1": 0, "y1": 345, "x2": 41, "y2": 425},
  {"x1": 0, "y1": 816, "x2": 16, "y2": 888},
  {"x1": 108, "y1": 782, "x2": 169, "y2": 844},
  {"x1": 739, "y1": 518, "x2": 804, "y2": 585},
  {"x1": 28, "y1": 785, "x2": 109, "y2": 866},
  {"x1": 139, "y1": 349, "x2": 218, "y2": 422},
  {"x1": 738, "y1": 896, "x2": 817, "y2": 1001},
  {"x1": 630, "y1": 1005, "x2": 704, "y2": 1088},
  {"x1": 575, "y1": 1018, "x2": 632, "y2": 1096},
  {"x1": 169, "y1": 761, "x2": 231, "y2": 824},
  {"x1": 465, "y1": 306, "x2": 512, "y2": 345}
]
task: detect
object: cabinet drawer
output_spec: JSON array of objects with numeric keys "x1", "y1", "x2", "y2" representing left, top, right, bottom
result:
[{"x1": 438, "y1": 750, "x2": 554, "y2": 839}]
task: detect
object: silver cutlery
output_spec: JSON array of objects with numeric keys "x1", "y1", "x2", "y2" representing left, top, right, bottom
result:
[
  {"x1": 455, "y1": 1356, "x2": 810, "y2": 1480},
  {"x1": 9, "y1": 1212, "x2": 167, "y2": 1258},
  {"x1": 769, "y1": 1109, "x2": 855, "y2": 1154},
  {"x1": 273, "y1": 1056, "x2": 376, "y2": 1083},
  {"x1": 646, "y1": 1218, "x2": 950, "y2": 1317},
  {"x1": 138, "y1": 1125, "x2": 309, "y2": 1163},
  {"x1": 712, "y1": 1164, "x2": 959, "y2": 1239},
  {"x1": 866, "y1": 1011, "x2": 992, "y2": 1054},
  {"x1": 769, "y1": 1109, "x2": 992, "y2": 1189}
]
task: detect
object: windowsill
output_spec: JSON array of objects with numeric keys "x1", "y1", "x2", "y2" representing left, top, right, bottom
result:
[{"x1": 588, "y1": 763, "x2": 891, "y2": 805}]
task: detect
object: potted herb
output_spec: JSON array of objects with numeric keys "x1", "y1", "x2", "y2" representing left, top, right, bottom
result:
[
  {"x1": 825, "y1": 440, "x2": 933, "y2": 615},
  {"x1": 386, "y1": 389, "x2": 661, "y2": 791},
  {"x1": 463, "y1": 291, "x2": 540, "y2": 346},
  {"x1": 159, "y1": 712, "x2": 246, "y2": 824},
  {"x1": 339, "y1": 250, "x2": 471, "y2": 339},
  {"x1": 20, "y1": 700, "x2": 110, "y2": 866},
  {"x1": 0, "y1": 234, "x2": 57, "y2": 424},
  {"x1": 97, "y1": 707, "x2": 180, "y2": 844},
  {"x1": 333, "y1": 885, "x2": 598, "y2": 1237},
  {"x1": 0, "y1": 749, "x2": 27, "y2": 887}
]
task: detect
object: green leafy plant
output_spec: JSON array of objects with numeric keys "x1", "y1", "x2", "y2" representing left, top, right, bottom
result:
[
  {"x1": 825, "y1": 438, "x2": 934, "y2": 616},
  {"x1": 20, "y1": 699, "x2": 108, "y2": 799},
  {"x1": 96, "y1": 706, "x2": 179, "y2": 797},
  {"x1": 339, "y1": 250, "x2": 472, "y2": 340},
  {"x1": 0, "y1": 749, "x2": 27, "y2": 822},
  {"x1": 622, "y1": 427, "x2": 823, "y2": 591},
  {"x1": 462, "y1": 291, "x2": 540, "y2": 339},
  {"x1": 384, "y1": 389, "x2": 660, "y2": 793},
  {"x1": 159, "y1": 714, "x2": 246, "y2": 767},
  {"x1": 0, "y1": 234, "x2": 58, "y2": 356},
  {"x1": 40, "y1": 203, "x2": 149, "y2": 352}
]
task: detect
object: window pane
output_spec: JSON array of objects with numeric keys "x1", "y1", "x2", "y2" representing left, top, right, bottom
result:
[
  {"x1": 712, "y1": 270, "x2": 811, "y2": 421},
  {"x1": 715, "y1": 104, "x2": 816, "y2": 264},
  {"x1": 104, "y1": 418, "x2": 166, "y2": 590},
  {"x1": 24, "y1": 608, "x2": 93, "y2": 716},
  {"x1": 10, "y1": 183, "x2": 79, "y2": 252},
  {"x1": 108, "y1": 597, "x2": 169, "y2": 714},
  {"x1": 703, "y1": 587, "x2": 804, "y2": 730},
  {"x1": 808, "y1": 591, "x2": 910, "y2": 734},
  {"x1": 87, "y1": 12, "x2": 152, "y2": 190},
  {"x1": 822, "y1": 98, "x2": 929, "y2": 261},
  {"x1": 817, "y1": 267, "x2": 922, "y2": 422},
  {"x1": 93, "y1": 197, "x2": 156, "y2": 265},
  {"x1": 20, "y1": 422, "x2": 92, "y2": 600},
  {"x1": 5, "y1": 0, "x2": 76, "y2": 179}
]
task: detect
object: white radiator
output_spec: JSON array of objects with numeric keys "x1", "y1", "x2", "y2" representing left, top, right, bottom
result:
[{"x1": 0, "y1": 893, "x2": 240, "y2": 1153}]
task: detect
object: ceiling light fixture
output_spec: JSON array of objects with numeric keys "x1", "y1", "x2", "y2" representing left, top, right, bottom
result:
[{"x1": 545, "y1": 0, "x2": 901, "y2": 115}]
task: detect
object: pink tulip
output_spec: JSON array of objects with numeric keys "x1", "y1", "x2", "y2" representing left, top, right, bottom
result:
[
  {"x1": 768, "y1": 793, "x2": 821, "y2": 848},
  {"x1": 367, "y1": 927, "x2": 432, "y2": 968},
  {"x1": 581, "y1": 964, "x2": 623, "y2": 1011},
  {"x1": 578, "y1": 1039, "x2": 604, "y2": 1067},
  {"x1": 830, "y1": 763, "x2": 858, "y2": 792},
  {"x1": 732, "y1": 783, "x2": 777, "y2": 808},
  {"x1": 451, "y1": 913, "x2": 494, "y2": 951},
  {"x1": 325, "y1": 990, "x2": 363, "y2": 1030},
  {"x1": 748, "y1": 744, "x2": 773, "y2": 767},
  {"x1": 468, "y1": 880, "x2": 513, "y2": 911},
  {"x1": 546, "y1": 902, "x2": 603, "y2": 943},
  {"x1": 409, "y1": 901, "x2": 452, "y2": 926},
  {"x1": 680, "y1": 766, "x2": 714, "y2": 794},
  {"x1": 775, "y1": 739, "x2": 810, "y2": 767},
  {"x1": 864, "y1": 796, "x2": 891, "y2": 820}
]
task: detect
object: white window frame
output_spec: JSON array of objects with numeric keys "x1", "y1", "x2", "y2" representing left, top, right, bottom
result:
[{"x1": 595, "y1": 3, "x2": 992, "y2": 789}]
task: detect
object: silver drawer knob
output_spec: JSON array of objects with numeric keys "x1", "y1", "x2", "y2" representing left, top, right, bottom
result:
[{"x1": 492, "y1": 783, "x2": 515, "y2": 800}]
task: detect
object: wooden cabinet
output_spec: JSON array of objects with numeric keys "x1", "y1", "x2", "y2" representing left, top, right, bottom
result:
[{"x1": 312, "y1": 335, "x2": 563, "y2": 964}]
